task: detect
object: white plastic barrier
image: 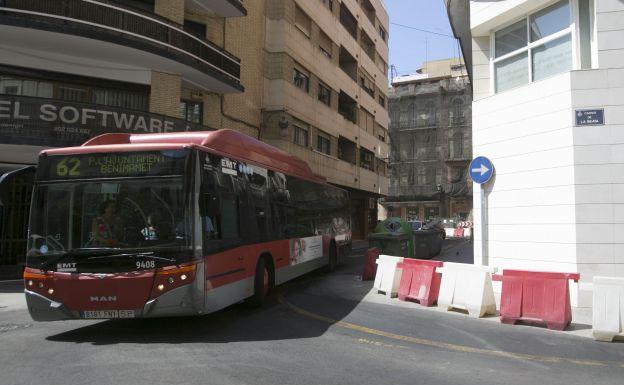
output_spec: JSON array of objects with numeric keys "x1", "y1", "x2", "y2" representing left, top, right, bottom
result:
[
  {"x1": 593, "y1": 276, "x2": 624, "y2": 342},
  {"x1": 445, "y1": 228, "x2": 455, "y2": 238},
  {"x1": 374, "y1": 255, "x2": 404, "y2": 298},
  {"x1": 463, "y1": 228, "x2": 472, "y2": 238},
  {"x1": 437, "y1": 262, "x2": 497, "y2": 318}
]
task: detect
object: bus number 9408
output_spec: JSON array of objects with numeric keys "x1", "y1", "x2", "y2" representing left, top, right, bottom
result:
[{"x1": 136, "y1": 260, "x2": 156, "y2": 269}]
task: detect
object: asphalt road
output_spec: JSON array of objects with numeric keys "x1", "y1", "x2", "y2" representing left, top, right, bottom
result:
[{"x1": 1, "y1": 240, "x2": 623, "y2": 385}]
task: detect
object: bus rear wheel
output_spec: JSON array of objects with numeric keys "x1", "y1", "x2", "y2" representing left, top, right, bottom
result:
[
  {"x1": 248, "y1": 257, "x2": 272, "y2": 307},
  {"x1": 327, "y1": 243, "x2": 338, "y2": 272}
]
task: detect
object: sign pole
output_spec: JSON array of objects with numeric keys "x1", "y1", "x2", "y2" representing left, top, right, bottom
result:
[
  {"x1": 469, "y1": 156, "x2": 494, "y2": 267},
  {"x1": 480, "y1": 184, "x2": 488, "y2": 266}
]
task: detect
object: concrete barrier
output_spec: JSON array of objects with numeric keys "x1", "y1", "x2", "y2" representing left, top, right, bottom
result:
[
  {"x1": 374, "y1": 255, "x2": 404, "y2": 298},
  {"x1": 593, "y1": 276, "x2": 624, "y2": 342},
  {"x1": 438, "y1": 263, "x2": 497, "y2": 317}
]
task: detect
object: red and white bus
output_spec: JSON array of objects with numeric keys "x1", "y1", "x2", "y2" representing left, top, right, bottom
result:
[{"x1": 23, "y1": 129, "x2": 351, "y2": 321}]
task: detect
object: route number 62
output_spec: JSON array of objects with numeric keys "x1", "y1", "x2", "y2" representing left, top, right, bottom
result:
[{"x1": 56, "y1": 158, "x2": 81, "y2": 177}]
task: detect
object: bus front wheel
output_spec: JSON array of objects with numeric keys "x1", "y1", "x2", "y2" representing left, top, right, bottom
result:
[{"x1": 248, "y1": 257, "x2": 272, "y2": 307}]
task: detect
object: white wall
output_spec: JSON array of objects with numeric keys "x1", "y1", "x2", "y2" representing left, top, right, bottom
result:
[{"x1": 470, "y1": 0, "x2": 624, "y2": 308}]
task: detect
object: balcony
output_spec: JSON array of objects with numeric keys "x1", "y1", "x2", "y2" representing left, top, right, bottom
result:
[
  {"x1": 0, "y1": 94, "x2": 215, "y2": 148},
  {"x1": 184, "y1": 0, "x2": 246, "y2": 17},
  {"x1": 0, "y1": 0, "x2": 243, "y2": 93}
]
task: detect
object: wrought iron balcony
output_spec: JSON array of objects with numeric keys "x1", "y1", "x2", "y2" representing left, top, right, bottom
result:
[{"x1": 0, "y1": 0, "x2": 242, "y2": 92}]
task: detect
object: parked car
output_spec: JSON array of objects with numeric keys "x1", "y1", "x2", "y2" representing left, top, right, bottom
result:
[
  {"x1": 423, "y1": 219, "x2": 446, "y2": 240},
  {"x1": 407, "y1": 220, "x2": 423, "y2": 231}
]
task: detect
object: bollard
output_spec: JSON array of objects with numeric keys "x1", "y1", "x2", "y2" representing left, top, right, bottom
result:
[
  {"x1": 498, "y1": 270, "x2": 580, "y2": 331},
  {"x1": 592, "y1": 276, "x2": 624, "y2": 342},
  {"x1": 397, "y1": 259, "x2": 443, "y2": 306},
  {"x1": 438, "y1": 262, "x2": 497, "y2": 318},
  {"x1": 362, "y1": 247, "x2": 380, "y2": 281},
  {"x1": 373, "y1": 255, "x2": 404, "y2": 298}
]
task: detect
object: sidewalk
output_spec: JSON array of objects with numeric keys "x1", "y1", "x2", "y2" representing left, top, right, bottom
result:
[{"x1": 331, "y1": 246, "x2": 595, "y2": 340}]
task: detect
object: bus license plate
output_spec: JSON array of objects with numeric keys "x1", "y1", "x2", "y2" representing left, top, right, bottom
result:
[{"x1": 80, "y1": 310, "x2": 135, "y2": 319}]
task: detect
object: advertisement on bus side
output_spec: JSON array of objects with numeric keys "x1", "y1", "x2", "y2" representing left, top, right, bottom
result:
[{"x1": 289, "y1": 235, "x2": 323, "y2": 266}]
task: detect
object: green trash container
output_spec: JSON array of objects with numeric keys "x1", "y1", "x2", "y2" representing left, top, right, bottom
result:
[
  {"x1": 368, "y1": 217, "x2": 414, "y2": 259},
  {"x1": 412, "y1": 229, "x2": 443, "y2": 259}
]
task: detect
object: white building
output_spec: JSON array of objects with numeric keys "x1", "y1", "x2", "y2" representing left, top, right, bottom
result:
[{"x1": 461, "y1": 0, "x2": 624, "y2": 308}]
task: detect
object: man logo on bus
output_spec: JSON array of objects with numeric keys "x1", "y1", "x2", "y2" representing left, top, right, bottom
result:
[{"x1": 90, "y1": 296, "x2": 117, "y2": 302}]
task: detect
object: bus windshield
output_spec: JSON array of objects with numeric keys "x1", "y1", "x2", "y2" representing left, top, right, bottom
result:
[{"x1": 27, "y1": 177, "x2": 191, "y2": 263}]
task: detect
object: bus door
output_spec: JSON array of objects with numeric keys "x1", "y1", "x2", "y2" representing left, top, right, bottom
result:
[{"x1": 200, "y1": 155, "x2": 246, "y2": 300}]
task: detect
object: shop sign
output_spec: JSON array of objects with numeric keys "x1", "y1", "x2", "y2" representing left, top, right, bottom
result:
[{"x1": 0, "y1": 95, "x2": 205, "y2": 147}]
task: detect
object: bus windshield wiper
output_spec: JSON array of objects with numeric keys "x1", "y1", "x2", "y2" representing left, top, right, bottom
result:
[
  {"x1": 87, "y1": 251, "x2": 176, "y2": 264},
  {"x1": 39, "y1": 247, "x2": 118, "y2": 270}
]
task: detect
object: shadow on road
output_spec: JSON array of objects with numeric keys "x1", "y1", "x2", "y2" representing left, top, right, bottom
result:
[
  {"x1": 0, "y1": 281, "x2": 24, "y2": 294},
  {"x1": 46, "y1": 247, "x2": 372, "y2": 346}
]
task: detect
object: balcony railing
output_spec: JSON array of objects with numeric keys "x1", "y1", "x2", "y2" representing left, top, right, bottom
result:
[
  {"x1": 0, "y1": 94, "x2": 215, "y2": 147},
  {"x1": 0, "y1": 0, "x2": 242, "y2": 89}
]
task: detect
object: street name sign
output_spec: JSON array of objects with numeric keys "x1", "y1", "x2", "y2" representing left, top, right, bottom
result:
[
  {"x1": 469, "y1": 156, "x2": 494, "y2": 185},
  {"x1": 575, "y1": 109, "x2": 604, "y2": 126}
]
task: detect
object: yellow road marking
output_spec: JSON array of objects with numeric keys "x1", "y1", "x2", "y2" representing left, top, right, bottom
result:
[{"x1": 279, "y1": 294, "x2": 612, "y2": 367}]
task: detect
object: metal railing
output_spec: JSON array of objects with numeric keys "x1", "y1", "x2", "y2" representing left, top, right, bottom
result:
[{"x1": 0, "y1": 0, "x2": 241, "y2": 86}]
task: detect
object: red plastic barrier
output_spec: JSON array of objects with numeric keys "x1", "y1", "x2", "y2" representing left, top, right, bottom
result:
[
  {"x1": 499, "y1": 270, "x2": 580, "y2": 330},
  {"x1": 397, "y1": 259, "x2": 444, "y2": 306},
  {"x1": 453, "y1": 228, "x2": 464, "y2": 237},
  {"x1": 362, "y1": 247, "x2": 380, "y2": 281}
]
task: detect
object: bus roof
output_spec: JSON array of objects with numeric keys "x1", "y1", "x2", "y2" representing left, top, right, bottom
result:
[{"x1": 41, "y1": 129, "x2": 326, "y2": 183}]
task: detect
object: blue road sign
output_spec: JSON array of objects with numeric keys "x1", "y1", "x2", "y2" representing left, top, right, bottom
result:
[{"x1": 470, "y1": 156, "x2": 494, "y2": 185}]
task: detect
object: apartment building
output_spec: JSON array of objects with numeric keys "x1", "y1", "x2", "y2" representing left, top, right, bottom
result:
[
  {"x1": 196, "y1": 0, "x2": 390, "y2": 239},
  {"x1": 0, "y1": 0, "x2": 389, "y2": 276},
  {"x1": 448, "y1": 0, "x2": 624, "y2": 308},
  {"x1": 385, "y1": 59, "x2": 472, "y2": 222},
  {"x1": 259, "y1": 0, "x2": 390, "y2": 240}
]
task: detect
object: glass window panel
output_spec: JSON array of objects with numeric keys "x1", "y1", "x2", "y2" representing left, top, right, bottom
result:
[
  {"x1": 495, "y1": 52, "x2": 529, "y2": 92},
  {"x1": 578, "y1": 0, "x2": 592, "y2": 69},
  {"x1": 0, "y1": 78, "x2": 22, "y2": 95},
  {"x1": 530, "y1": 0, "x2": 570, "y2": 42},
  {"x1": 495, "y1": 20, "x2": 527, "y2": 57},
  {"x1": 37, "y1": 82, "x2": 53, "y2": 98},
  {"x1": 532, "y1": 34, "x2": 572, "y2": 81}
]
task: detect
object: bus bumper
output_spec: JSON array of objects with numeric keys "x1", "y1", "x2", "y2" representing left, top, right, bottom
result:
[
  {"x1": 25, "y1": 290, "x2": 75, "y2": 321},
  {"x1": 25, "y1": 284, "x2": 201, "y2": 321}
]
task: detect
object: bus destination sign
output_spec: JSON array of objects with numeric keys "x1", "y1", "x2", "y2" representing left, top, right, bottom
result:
[{"x1": 39, "y1": 150, "x2": 188, "y2": 180}]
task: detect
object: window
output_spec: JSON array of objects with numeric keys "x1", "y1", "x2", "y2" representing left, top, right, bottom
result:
[
  {"x1": 295, "y1": 6, "x2": 311, "y2": 37},
  {"x1": 339, "y1": 3, "x2": 358, "y2": 39},
  {"x1": 379, "y1": 25, "x2": 387, "y2": 42},
  {"x1": 293, "y1": 125, "x2": 309, "y2": 147},
  {"x1": 378, "y1": 94, "x2": 385, "y2": 108},
  {"x1": 179, "y1": 100, "x2": 203, "y2": 124},
  {"x1": 293, "y1": 66, "x2": 310, "y2": 93},
  {"x1": 359, "y1": 108, "x2": 374, "y2": 133},
  {"x1": 0, "y1": 74, "x2": 148, "y2": 110},
  {"x1": 184, "y1": 19, "x2": 206, "y2": 39},
  {"x1": 321, "y1": 0, "x2": 333, "y2": 12},
  {"x1": 318, "y1": 82, "x2": 331, "y2": 106},
  {"x1": 408, "y1": 103, "x2": 417, "y2": 127},
  {"x1": 450, "y1": 98, "x2": 465, "y2": 125},
  {"x1": 319, "y1": 30, "x2": 333, "y2": 58},
  {"x1": 317, "y1": 133, "x2": 331, "y2": 155},
  {"x1": 419, "y1": 102, "x2": 436, "y2": 126},
  {"x1": 493, "y1": 0, "x2": 573, "y2": 93},
  {"x1": 359, "y1": 147, "x2": 374, "y2": 171},
  {"x1": 359, "y1": 69, "x2": 375, "y2": 98}
]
